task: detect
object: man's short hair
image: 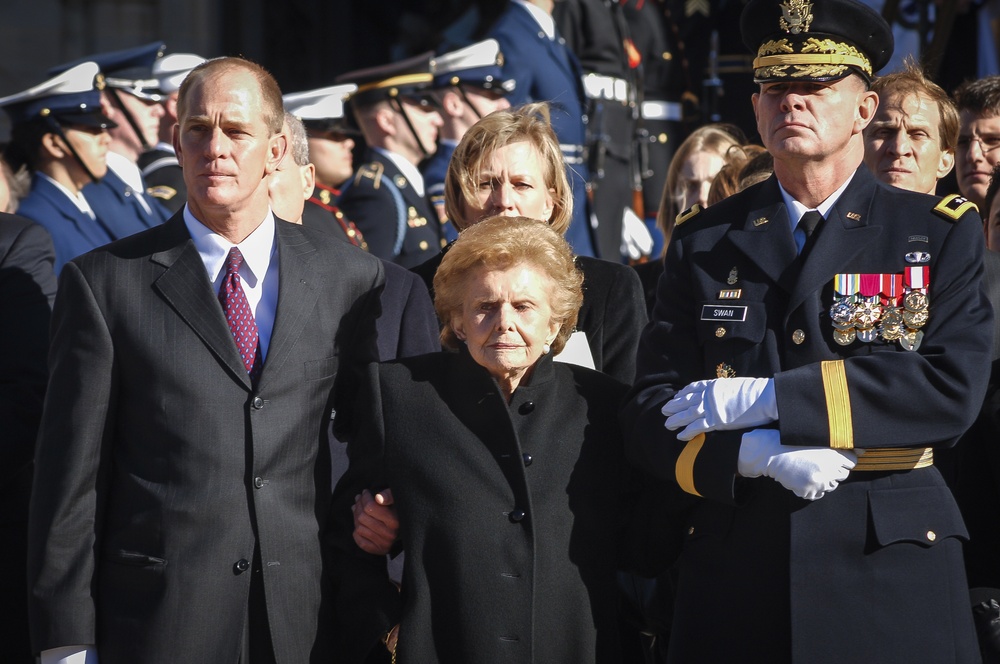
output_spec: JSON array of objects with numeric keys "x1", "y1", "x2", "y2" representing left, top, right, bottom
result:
[
  {"x1": 283, "y1": 111, "x2": 310, "y2": 167},
  {"x1": 177, "y1": 57, "x2": 284, "y2": 135},
  {"x1": 871, "y1": 62, "x2": 959, "y2": 150},
  {"x1": 954, "y1": 75, "x2": 1000, "y2": 118}
]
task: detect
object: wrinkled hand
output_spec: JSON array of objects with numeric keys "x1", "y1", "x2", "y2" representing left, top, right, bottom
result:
[
  {"x1": 662, "y1": 377, "x2": 777, "y2": 440},
  {"x1": 352, "y1": 488, "x2": 399, "y2": 555},
  {"x1": 738, "y1": 429, "x2": 858, "y2": 500},
  {"x1": 620, "y1": 206, "x2": 654, "y2": 261}
]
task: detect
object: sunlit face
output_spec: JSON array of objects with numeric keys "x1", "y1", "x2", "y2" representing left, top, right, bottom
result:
[
  {"x1": 863, "y1": 91, "x2": 953, "y2": 195},
  {"x1": 460, "y1": 141, "x2": 554, "y2": 229},
  {"x1": 673, "y1": 150, "x2": 725, "y2": 212},
  {"x1": 451, "y1": 263, "x2": 560, "y2": 393},
  {"x1": 307, "y1": 130, "x2": 355, "y2": 187},
  {"x1": 988, "y1": 194, "x2": 1000, "y2": 253},
  {"x1": 956, "y1": 110, "x2": 1000, "y2": 208},
  {"x1": 462, "y1": 87, "x2": 511, "y2": 119},
  {"x1": 174, "y1": 69, "x2": 284, "y2": 229},
  {"x1": 106, "y1": 89, "x2": 165, "y2": 155},
  {"x1": 396, "y1": 98, "x2": 442, "y2": 161},
  {"x1": 753, "y1": 77, "x2": 873, "y2": 163},
  {"x1": 268, "y1": 124, "x2": 314, "y2": 223},
  {"x1": 57, "y1": 124, "x2": 112, "y2": 188}
]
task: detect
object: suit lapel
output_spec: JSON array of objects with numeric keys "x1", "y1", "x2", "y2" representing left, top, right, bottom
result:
[
  {"x1": 151, "y1": 215, "x2": 252, "y2": 388},
  {"x1": 257, "y1": 221, "x2": 321, "y2": 387},
  {"x1": 728, "y1": 177, "x2": 799, "y2": 289}
]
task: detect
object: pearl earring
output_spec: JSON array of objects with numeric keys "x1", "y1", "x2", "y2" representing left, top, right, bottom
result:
[{"x1": 543, "y1": 343, "x2": 551, "y2": 354}]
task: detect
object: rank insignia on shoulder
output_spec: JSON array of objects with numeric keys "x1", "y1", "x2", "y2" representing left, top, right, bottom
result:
[
  {"x1": 933, "y1": 194, "x2": 978, "y2": 221},
  {"x1": 675, "y1": 204, "x2": 702, "y2": 227},
  {"x1": 353, "y1": 162, "x2": 384, "y2": 189},
  {"x1": 146, "y1": 185, "x2": 177, "y2": 200}
]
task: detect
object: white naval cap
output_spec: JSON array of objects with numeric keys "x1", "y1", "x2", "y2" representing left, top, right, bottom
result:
[
  {"x1": 0, "y1": 61, "x2": 114, "y2": 128},
  {"x1": 153, "y1": 53, "x2": 207, "y2": 94},
  {"x1": 430, "y1": 39, "x2": 515, "y2": 92},
  {"x1": 283, "y1": 83, "x2": 358, "y2": 122}
]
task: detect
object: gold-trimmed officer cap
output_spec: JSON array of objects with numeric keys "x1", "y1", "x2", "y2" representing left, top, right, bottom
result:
[
  {"x1": 283, "y1": 83, "x2": 360, "y2": 135},
  {"x1": 741, "y1": 0, "x2": 893, "y2": 83},
  {"x1": 336, "y1": 52, "x2": 435, "y2": 109},
  {"x1": 0, "y1": 61, "x2": 117, "y2": 130}
]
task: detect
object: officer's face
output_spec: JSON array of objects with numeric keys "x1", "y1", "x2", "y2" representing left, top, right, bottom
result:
[
  {"x1": 956, "y1": 110, "x2": 1000, "y2": 208},
  {"x1": 753, "y1": 76, "x2": 874, "y2": 164},
  {"x1": 398, "y1": 98, "x2": 442, "y2": 161},
  {"x1": 268, "y1": 123, "x2": 314, "y2": 223},
  {"x1": 175, "y1": 69, "x2": 286, "y2": 230},
  {"x1": 863, "y1": 91, "x2": 953, "y2": 195},
  {"x1": 307, "y1": 131, "x2": 354, "y2": 187},
  {"x1": 107, "y1": 90, "x2": 165, "y2": 153},
  {"x1": 59, "y1": 124, "x2": 112, "y2": 187},
  {"x1": 463, "y1": 141, "x2": 555, "y2": 227},
  {"x1": 463, "y1": 87, "x2": 511, "y2": 120}
]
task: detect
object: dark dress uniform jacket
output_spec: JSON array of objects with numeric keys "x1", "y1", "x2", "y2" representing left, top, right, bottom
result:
[
  {"x1": 337, "y1": 149, "x2": 442, "y2": 268},
  {"x1": 334, "y1": 349, "x2": 646, "y2": 663},
  {"x1": 83, "y1": 168, "x2": 170, "y2": 238},
  {"x1": 622, "y1": 167, "x2": 992, "y2": 663},
  {"x1": 138, "y1": 146, "x2": 187, "y2": 214},
  {"x1": 27, "y1": 213, "x2": 384, "y2": 664}
]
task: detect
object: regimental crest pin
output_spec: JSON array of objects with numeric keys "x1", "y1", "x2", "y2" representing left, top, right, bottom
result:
[
  {"x1": 727, "y1": 266, "x2": 739, "y2": 285},
  {"x1": 779, "y1": 0, "x2": 813, "y2": 34},
  {"x1": 716, "y1": 362, "x2": 736, "y2": 378},
  {"x1": 846, "y1": 212, "x2": 861, "y2": 221},
  {"x1": 753, "y1": 216, "x2": 769, "y2": 227}
]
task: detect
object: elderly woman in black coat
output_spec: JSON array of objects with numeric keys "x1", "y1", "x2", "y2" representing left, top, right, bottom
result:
[{"x1": 333, "y1": 216, "x2": 655, "y2": 663}]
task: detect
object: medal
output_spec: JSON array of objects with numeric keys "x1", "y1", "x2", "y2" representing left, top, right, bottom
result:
[
  {"x1": 900, "y1": 329, "x2": 924, "y2": 352},
  {"x1": 903, "y1": 290, "x2": 928, "y2": 312},
  {"x1": 857, "y1": 327, "x2": 878, "y2": 343},
  {"x1": 854, "y1": 298, "x2": 882, "y2": 328},
  {"x1": 902, "y1": 308, "x2": 929, "y2": 328},
  {"x1": 830, "y1": 300, "x2": 855, "y2": 326},
  {"x1": 879, "y1": 307, "x2": 904, "y2": 341},
  {"x1": 833, "y1": 327, "x2": 857, "y2": 346}
]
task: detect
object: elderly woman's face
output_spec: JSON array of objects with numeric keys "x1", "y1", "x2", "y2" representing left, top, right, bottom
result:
[
  {"x1": 464, "y1": 141, "x2": 554, "y2": 224},
  {"x1": 452, "y1": 262, "x2": 560, "y2": 388}
]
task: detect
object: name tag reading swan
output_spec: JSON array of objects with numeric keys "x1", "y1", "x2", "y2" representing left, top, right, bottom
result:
[{"x1": 701, "y1": 305, "x2": 748, "y2": 322}]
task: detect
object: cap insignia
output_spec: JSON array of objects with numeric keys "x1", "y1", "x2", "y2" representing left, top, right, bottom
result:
[
  {"x1": 94, "y1": 73, "x2": 106, "y2": 91},
  {"x1": 779, "y1": 0, "x2": 813, "y2": 34}
]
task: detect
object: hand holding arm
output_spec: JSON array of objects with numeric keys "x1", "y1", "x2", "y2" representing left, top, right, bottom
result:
[
  {"x1": 663, "y1": 377, "x2": 777, "y2": 440},
  {"x1": 352, "y1": 488, "x2": 399, "y2": 556},
  {"x1": 737, "y1": 429, "x2": 858, "y2": 500}
]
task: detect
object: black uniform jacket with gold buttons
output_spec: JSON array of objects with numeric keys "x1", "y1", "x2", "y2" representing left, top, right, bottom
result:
[
  {"x1": 337, "y1": 149, "x2": 443, "y2": 269},
  {"x1": 622, "y1": 166, "x2": 992, "y2": 663},
  {"x1": 332, "y1": 349, "x2": 670, "y2": 664}
]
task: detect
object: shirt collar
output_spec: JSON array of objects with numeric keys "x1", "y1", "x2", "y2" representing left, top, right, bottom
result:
[
  {"x1": 513, "y1": 0, "x2": 556, "y2": 40},
  {"x1": 107, "y1": 151, "x2": 145, "y2": 193},
  {"x1": 182, "y1": 205, "x2": 276, "y2": 287},
  {"x1": 373, "y1": 147, "x2": 427, "y2": 197},
  {"x1": 779, "y1": 171, "x2": 856, "y2": 232},
  {"x1": 38, "y1": 172, "x2": 95, "y2": 218}
]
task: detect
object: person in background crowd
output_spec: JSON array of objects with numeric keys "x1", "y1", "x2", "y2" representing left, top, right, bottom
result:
[
  {"x1": 0, "y1": 63, "x2": 118, "y2": 273},
  {"x1": 336, "y1": 54, "x2": 445, "y2": 268},
  {"x1": 424, "y1": 38, "x2": 514, "y2": 242},
  {"x1": 863, "y1": 62, "x2": 958, "y2": 196},
  {"x1": 485, "y1": 0, "x2": 597, "y2": 258},
  {"x1": 51, "y1": 42, "x2": 171, "y2": 236},
  {"x1": 707, "y1": 144, "x2": 767, "y2": 206},
  {"x1": 954, "y1": 75, "x2": 1000, "y2": 210},
  {"x1": 283, "y1": 84, "x2": 368, "y2": 247},
  {"x1": 27, "y1": 56, "x2": 384, "y2": 664},
  {"x1": 623, "y1": 0, "x2": 991, "y2": 660},
  {"x1": 267, "y1": 112, "x2": 316, "y2": 226},
  {"x1": 139, "y1": 52, "x2": 207, "y2": 213}
]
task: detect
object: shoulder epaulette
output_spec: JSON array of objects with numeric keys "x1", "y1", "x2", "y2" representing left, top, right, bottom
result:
[
  {"x1": 353, "y1": 162, "x2": 385, "y2": 190},
  {"x1": 933, "y1": 194, "x2": 978, "y2": 221},
  {"x1": 146, "y1": 185, "x2": 178, "y2": 201},
  {"x1": 675, "y1": 204, "x2": 703, "y2": 227}
]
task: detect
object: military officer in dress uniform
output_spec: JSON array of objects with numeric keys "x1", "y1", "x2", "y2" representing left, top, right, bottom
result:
[
  {"x1": 425, "y1": 39, "x2": 514, "y2": 242},
  {"x1": 0, "y1": 62, "x2": 119, "y2": 273},
  {"x1": 139, "y1": 52, "x2": 207, "y2": 213},
  {"x1": 335, "y1": 54, "x2": 445, "y2": 268},
  {"x1": 623, "y1": 1, "x2": 992, "y2": 662},
  {"x1": 283, "y1": 84, "x2": 367, "y2": 249},
  {"x1": 51, "y1": 43, "x2": 171, "y2": 238}
]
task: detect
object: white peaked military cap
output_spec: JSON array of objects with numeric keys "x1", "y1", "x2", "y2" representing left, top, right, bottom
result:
[
  {"x1": 283, "y1": 84, "x2": 358, "y2": 122},
  {"x1": 153, "y1": 53, "x2": 208, "y2": 94},
  {"x1": 430, "y1": 38, "x2": 515, "y2": 92}
]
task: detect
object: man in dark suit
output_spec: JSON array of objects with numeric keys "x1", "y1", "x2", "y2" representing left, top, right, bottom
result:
[
  {"x1": 336, "y1": 55, "x2": 446, "y2": 268},
  {"x1": 0, "y1": 213, "x2": 56, "y2": 664},
  {"x1": 28, "y1": 56, "x2": 384, "y2": 664},
  {"x1": 623, "y1": 1, "x2": 992, "y2": 661},
  {"x1": 486, "y1": 0, "x2": 596, "y2": 257}
]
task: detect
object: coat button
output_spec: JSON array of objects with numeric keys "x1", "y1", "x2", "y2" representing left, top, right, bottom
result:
[
  {"x1": 715, "y1": 327, "x2": 726, "y2": 338},
  {"x1": 926, "y1": 530, "x2": 937, "y2": 542},
  {"x1": 518, "y1": 401, "x2": 535, "y2": 415},
  {"x1": 522, "y1": 453, "x2": 533, "y2": 467},
  {"x1": 235, "y1": 559, "x2": 251, "y2": 573},
  {"x1": 252, "y1": 396, "x2": 264, "y2": 409},
  {"x1": 792, "y1": 329, "x2": 805, "y2": 344},
  {"x1": 254, "y1": 476, "x2": 265, "y2": 489},
  {"x1": 509, "y1": 510, "x2": 526, "y2": 523}
]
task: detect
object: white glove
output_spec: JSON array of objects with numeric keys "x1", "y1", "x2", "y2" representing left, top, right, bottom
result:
[
  {"x1": 662, "y1": 377, "x2": 777, "y2": 441},
  {"x1": 738, "y1": 429, "x2": 858, "y2": 500},
  {"x1": 620, "y1": 206, "x2": 654, "y2": 261}
]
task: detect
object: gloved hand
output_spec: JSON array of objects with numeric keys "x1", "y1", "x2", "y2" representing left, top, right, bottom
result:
[
  {"x1": 738, "y1": 429, "x2": 858, "y2": 500},
  {"x1": 620, "y1": 207, "x2": 654, "y2": 261},
  {"x1": 662, "y1": 377, "x2": 777, "y2": 441}
]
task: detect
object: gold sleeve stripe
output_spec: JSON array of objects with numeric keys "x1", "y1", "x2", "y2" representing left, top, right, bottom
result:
[
  {"x1": 675, "y1": 433, "x2": 705, "y2": 497},
  {"x1": 821, "y1": 360, "x2": 854, "y2": 449}
]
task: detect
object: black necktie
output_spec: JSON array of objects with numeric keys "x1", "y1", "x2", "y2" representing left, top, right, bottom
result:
[{"x1": 797, "y1": 210, "x2": 823, "y2": 257}]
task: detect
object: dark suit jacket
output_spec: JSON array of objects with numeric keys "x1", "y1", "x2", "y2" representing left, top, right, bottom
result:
[
  {"x1": 0, "y1": 214, "x2": 56, "y2": 664},
  {"x1": 16, "y1": 174, "x2": 117, "y2": 273},
  {"x1": 333, "y1": 349, "x2": 655, "y2": 663},
  {"x1": 28, "y1": 212, "x2": 384, "y2": 664},
  {"x1": 486, "y1": 3, "x2": 596, "y2": 257},
  {"x1": 623, "y1": 168, "x2": 991, "y2": 662},
  {"x1": 413, "y1": 249, "x2": 646, "y2": 383}
]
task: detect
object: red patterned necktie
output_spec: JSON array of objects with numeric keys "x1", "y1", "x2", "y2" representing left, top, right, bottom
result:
[{"x1": 219, "y1": 247, "x2": 262, "y2": 383}]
